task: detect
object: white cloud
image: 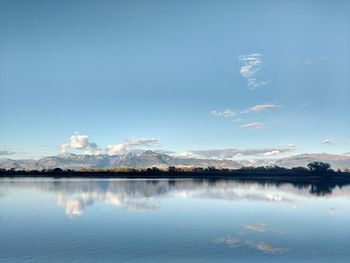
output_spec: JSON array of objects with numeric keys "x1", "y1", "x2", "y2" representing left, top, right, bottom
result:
[
  {"x1": 60, "y1": 132, "x2": 99, "y2": 154},
  {"x1": 106, "y1": 137, "x2": 159, "y2": 155},
  {"x1": 125, "y1": 137, "x2": 159, "y2": 147},
  {"x1": 239, "y1": 53, "x2": 268, "y2": 89},
  {"x1": 60, "y1": 133, "x2": 159, "y2": 155},
  {"x1": 263, "y1": 150, "x2": 280, "y2": 156},
  {"x1": 105, "y1": 144, "x2": 126, "y2": 155},
  {"x1": 240, "y1": 122, "x2": 264, "y2": 129},
  {"x1": 176, "y1": 151, "x2": 202, "y2": 159},
  {"x1": 287, "y1": 144, "x2": 295, "y2": 148},
  {"x1": 211, "y1": 109, "x2": 236, "y2": 118},
  {"x1": 322, "y1": 139, "x2": 334, "y2": 145},
  {"x1": 242, "y1": 103, "x2": 280, "y2": 114}
]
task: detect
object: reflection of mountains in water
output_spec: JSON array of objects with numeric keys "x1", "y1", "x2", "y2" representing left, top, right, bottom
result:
[
  {"x1": 2, "y1": 179, "x2": 350, "y2": 214},
  {"x1": 2, "y1": 178, "x2": 350, "y2": 197}
]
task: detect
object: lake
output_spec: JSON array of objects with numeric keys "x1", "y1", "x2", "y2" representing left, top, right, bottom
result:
[{"x1": 1, "y1": 178, "x2": 350, "y2": 262}]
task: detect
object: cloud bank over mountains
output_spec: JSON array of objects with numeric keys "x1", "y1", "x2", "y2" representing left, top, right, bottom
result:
[
  {"x1": 178, "y1": 145, "x2": 295, "y2": 159},
  {"x1": 57, "y1": 132, "x2": 298, "y2": 161},
  {"x1": 1, "y1": 134, "x2": 350, "y2": 171},
  {"x1": 3, "y1": 132, "x2": 349, "y2": 168},
  {"x1": 60, "y1": 133, "x2": 160, "y2": 155}
]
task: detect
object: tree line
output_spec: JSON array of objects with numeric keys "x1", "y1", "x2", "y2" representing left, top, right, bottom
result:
[{"x1": 0, "y1": 161, "x2": 349, "y2": 178}]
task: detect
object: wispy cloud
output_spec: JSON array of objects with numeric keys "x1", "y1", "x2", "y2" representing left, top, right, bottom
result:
[
  {"x1": 0, "y1": 148, "x2": 16, "y2": 156},
  {"x1": 304, "y1": 56, "x2": 330, "y2": 65},
  {"x1": 304, "y1": 58, "x2": 313, "y2": 65},
  {"x1": 210, "y1": 109, "x2": 236, "y2": 118},
  {"x1": 240, "y1": 122, "x2": 264, "y2": 129},
  {"x1": 242, "y1": 103, "x2": 280, "y2": 114},
  {"x1": 211, "y1": 103, "x2": 280, "y2": 129},
  {"x1": 263, "y1": 150, "x2": 280, "y2": 156},
  {"x1": 239, "y1": 53, "x2": 268, "y2": 89},
  {"x1": 321, "y1": 138, "x2": 350, "y2": 146}
]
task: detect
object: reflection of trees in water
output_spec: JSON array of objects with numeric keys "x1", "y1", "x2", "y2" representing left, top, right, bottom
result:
[
  {"x1": 211, "y1": 178, "x2": 350, "y2": 197},
  {"x1": 2, "y1": 178, "x2": 349, "y2": 198},
  {"x1": 309, "y1": 183, "x2": 334, "y2": 196},
  {"x1": 1, "y1": 178, "x2": 349, "y2": 216}
]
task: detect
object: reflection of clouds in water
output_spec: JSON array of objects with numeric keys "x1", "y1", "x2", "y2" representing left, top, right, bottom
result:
[
  {"x1": 326, "y1": 207, "x2": 350, "y2": 214},
  {"x1": 327, "y1": 207, "x2": 338, "y2": 214},
  {"x1": 254, "y1": 242, "x2": 287, "y2": 254},
  {"x1": 215, "y1": 224, "x2": 287, "y2": 255},
  {"x1": 214, "y1": 237, "x2": 241, "y2": 247},
  {"x1": 214, "y1": 224, "x2": 288, "y2": 254},
  {"x1": 56, "y1": 191, "x2": 157, "y2": 217},
  {"x1": 171, "y1": 188, "x2": 293, "y2": 204},
  {"x1": 245, "y1": 224, "x2": 268, "y2": 232},
  {"x1": 104, "y1": 192, "x2": 158, "y2": 212},
  {"x1": 56, "y1": 192, "x2": 96, "y2": 216},
  {"x1": 2, "y1": 179, "x2": 350, "y2": 201},
  {"x1": 2, "y1": 179, "x2": 350, "y2": 217},
  {"x1": 291, "y1": 203, "x2": 299, "y2": 209},
  {"x1": 50, "y1": 180, "x2": 303, "y2": 217},
  {"x1": 265, "y1": 193, "x2": 283, "y2": 202},
  {"x1": 214, "y1": 238, "x2": 287, "y2": 255}
]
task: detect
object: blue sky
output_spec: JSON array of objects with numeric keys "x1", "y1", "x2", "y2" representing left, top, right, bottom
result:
[{"x1": 0, "y1": 0, "x2": 349, "y2": 159}]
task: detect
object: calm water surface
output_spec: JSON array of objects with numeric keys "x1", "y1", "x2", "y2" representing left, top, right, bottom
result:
[{"x1": 1, "y1": 178, "x2": 350, "y2": 262}]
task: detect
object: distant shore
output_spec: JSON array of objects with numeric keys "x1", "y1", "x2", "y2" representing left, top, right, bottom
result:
[{"x1": 1, "y1": 168, "x2": 350, "y2": 183}]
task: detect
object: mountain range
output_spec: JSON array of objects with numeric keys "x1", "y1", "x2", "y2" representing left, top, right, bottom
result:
[{"x1": 1, "y1": 151, "x2": 350, "y2": 171}]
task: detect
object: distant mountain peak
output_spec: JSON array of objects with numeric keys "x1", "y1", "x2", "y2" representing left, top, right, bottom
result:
[
  {"x1": 141, "y1": 150, "x2": 159, "y2": 156},
  {"x1": 57, "y1": 152, "x2": 77, "y2": 158}
]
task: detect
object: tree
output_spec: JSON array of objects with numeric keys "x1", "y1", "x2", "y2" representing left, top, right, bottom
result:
[
  {"x1": 52, "y1": 168, "x2": 63, "y2": 173},
  {"x1": 168, "y1": 166, "x2": 176, "y2": 172},
  {"x1": 307, "y1": 162, "x2": 331, "y2": 174}
]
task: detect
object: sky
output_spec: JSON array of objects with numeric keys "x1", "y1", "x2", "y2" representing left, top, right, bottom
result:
[{"x1": 0, "y1": 0, "x2": 349, "y2": 159}]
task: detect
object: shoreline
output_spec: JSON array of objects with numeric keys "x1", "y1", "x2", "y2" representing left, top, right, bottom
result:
[{"x1": 1, "y1": 171, "x2": 350, "y2": 183}]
